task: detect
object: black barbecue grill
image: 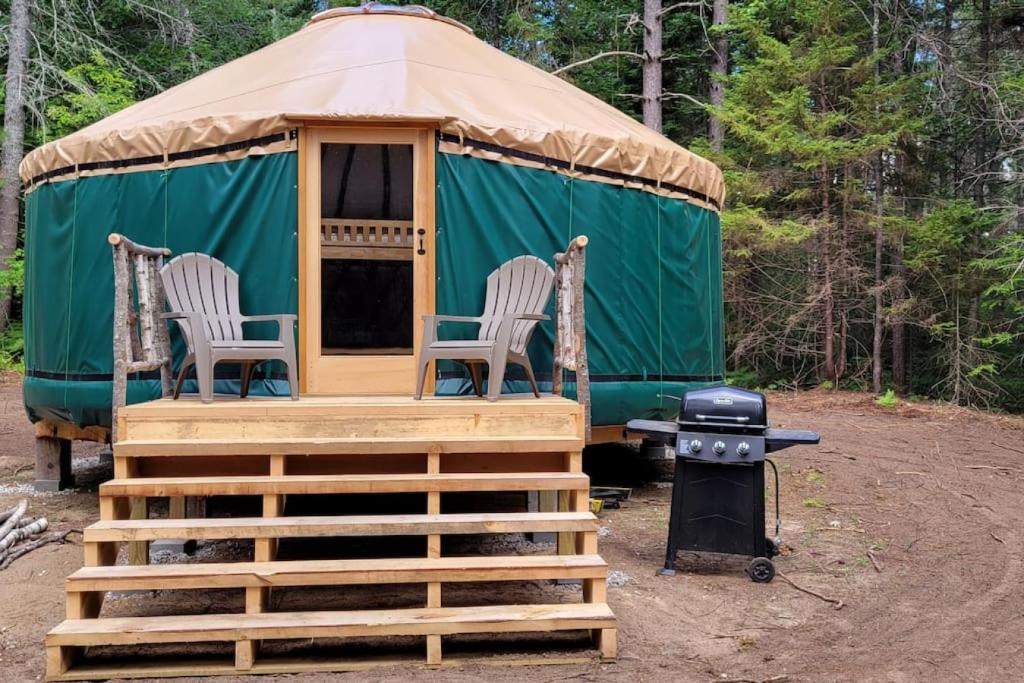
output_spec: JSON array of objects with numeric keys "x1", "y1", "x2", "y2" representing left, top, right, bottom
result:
[{"x1": 628, "y1": 386, "x2": 820, "y2": 582}]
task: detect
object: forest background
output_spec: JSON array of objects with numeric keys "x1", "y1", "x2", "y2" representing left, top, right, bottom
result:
[{"x1": 1, "y1": 0, "x2": 1022, "y2": 409}]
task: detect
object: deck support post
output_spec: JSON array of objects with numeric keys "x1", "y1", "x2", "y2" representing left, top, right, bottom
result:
[
  {"x1": 426, "y1": 447, "x2": 442, "y2": 666},
  {"x1": 46, "y1": 645, "x2": 79, "y2": 678},
  {"x1": 128, "y1": 497, "x2": 149, "y2": 565},
  {"x1": 35, "y1": 435, "x2": 73, "y2": 492},
  {"x1": 558, "y1": 451, "x2": 584, "y2": 555},
  {"x1": 66, "y1": 590, "x2": 104, "y2": 620},
  {"x1": 151, "y1": 496, "x2": 195, "y2": 556}
]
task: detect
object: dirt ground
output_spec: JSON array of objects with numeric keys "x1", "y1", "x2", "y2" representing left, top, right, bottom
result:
[{"x1": 1, "y1": 378, "x2": 1023, "y2": 682}]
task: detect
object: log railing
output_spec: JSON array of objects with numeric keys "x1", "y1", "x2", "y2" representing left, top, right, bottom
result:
[
  {"x1": 552, "y1": 235, "x2": 591, "y2": 440},
  {"x1": 109, "y1": 234, "x2": 173, "y2": 443}
]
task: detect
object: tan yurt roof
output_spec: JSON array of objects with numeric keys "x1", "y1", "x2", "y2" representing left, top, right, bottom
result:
[{"x1": 21, "y1": 3, "x2": 724, "y2": 210}]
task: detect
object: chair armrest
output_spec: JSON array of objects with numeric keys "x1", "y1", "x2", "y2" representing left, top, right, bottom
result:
[
  {"x1": 500, "y1": 313, "x2": 550, "y2": 322},
  {"x1": 243, "y1": 314, "x2": 298, "y2": 324},
  {"x1": 421, "y1": 315, "x2": 483, "y2": 348},
  {"x1": 424, "y1": 315, "x2": 484, "y2": 325},
  {"x1": 160, "y1": 311, "x2": 209, "y2": 345},
  {"x1": 241, "y1": 314, "x2": 297, "y2": 343}
]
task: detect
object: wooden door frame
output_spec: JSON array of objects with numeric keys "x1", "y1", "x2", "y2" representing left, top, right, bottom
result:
[{"x1": 297, "y1": 125, "x2": 436, "y2": 395}]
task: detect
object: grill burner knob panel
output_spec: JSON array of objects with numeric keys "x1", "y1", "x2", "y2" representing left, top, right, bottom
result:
[{"x1": 677, "y1": 433, "x2": 766, "y2": 464}]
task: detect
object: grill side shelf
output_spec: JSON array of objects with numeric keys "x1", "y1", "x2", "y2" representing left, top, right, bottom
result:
[
  {"x1": 625, "y1": 419, "x2": 678, "y2": 445},
  {"x1": 764, "y1": 428, "x2": 820, "y2": 453}
]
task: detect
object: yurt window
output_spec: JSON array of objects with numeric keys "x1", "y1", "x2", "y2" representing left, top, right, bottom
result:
[{"x1": 319, "y1": 143, "x2": 415, "y2": 355}]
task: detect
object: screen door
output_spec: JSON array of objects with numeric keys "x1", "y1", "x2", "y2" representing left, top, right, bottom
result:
[{"x1": 301, "y1": 128, "x2": 434, "y2": 394}]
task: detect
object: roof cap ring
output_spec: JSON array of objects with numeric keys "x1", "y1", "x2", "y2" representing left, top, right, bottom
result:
[{"x1": 306, "y1": 2, "x2": 474, "y2": 34}]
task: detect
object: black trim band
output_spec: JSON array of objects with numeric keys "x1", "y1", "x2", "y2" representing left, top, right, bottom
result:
[
  {"x1": 27, "y1": 368, "x2": 291, "y2": 382},
  {"x1": 437, "y1": 370, "x2": 721, "y2": 383},
  {"x1": 437, "y1": 131, "x2": 720, "y2": 210},
  {"x1": 78, "y1": 154, "x2": 165, "y2": 173},
  {"x1": 28, "y1": 368, "x2": 721, "y2": 384},
  {"x1": 29, "y1": 130, "x2": 298, "y2": 186},
  {"x1": 167, "y1": 132, "x2": 289, "y2": 162}
]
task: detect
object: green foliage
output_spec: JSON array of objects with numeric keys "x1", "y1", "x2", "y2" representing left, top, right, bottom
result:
[
  {"x1": 45, "y1": 52, "x2": 136, "y2": 139},
  {"x1": 0, "y1": 323, "x2": 24, "y2": 373},
  {"x1": 0, "y1": 249, "x2": 24, "y2": 299},
  {"x1": 875, "y1": 388, "x2": 898, "y2": 408},
  {"x1": 1, "y1": 0, "x2": 1021, "y2": 412},
  {"x1": 725, "y1": 367, "x2": 758, "y2": 388},
  {"x1": 819, "y1": 380, "x2": 834, "y2": 391},
  {"x1": 802, "y1": 497, "x2": 826, "y2": 509}
]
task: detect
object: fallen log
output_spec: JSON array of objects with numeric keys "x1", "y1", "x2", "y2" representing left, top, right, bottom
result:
[
  {"x1": 0, "y1": 518, "x2": 49, "y2": 565},
  {"x1": 0, "y1": 517, "x2": 48, "y2": 555},
  {"x1": 0, "y1": 499, "x2": 28, "y2": 542},
  {"x1": 0, "y1": 530, "x2": 73, "y2": 570}
]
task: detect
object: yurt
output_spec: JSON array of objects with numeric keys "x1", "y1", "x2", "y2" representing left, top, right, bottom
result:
[{"x1": 19, "y1": 3, "x2": 726, "y2": 436}]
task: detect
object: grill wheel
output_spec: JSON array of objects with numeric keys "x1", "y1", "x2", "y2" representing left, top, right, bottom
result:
[{"x1": 748, "y1": 557, "x2": 776, "y2": 583}]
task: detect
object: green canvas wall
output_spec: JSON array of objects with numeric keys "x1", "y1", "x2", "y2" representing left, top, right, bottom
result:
[
  {"x1": 22, "y1": 146, "x2": 723, "y2": 430},
  {"x1": 23, "y1": 153, "x2": 299, "y2": 427},
  {"x1": 434, "y1": 153, "x2": 724, "y2": 425}
]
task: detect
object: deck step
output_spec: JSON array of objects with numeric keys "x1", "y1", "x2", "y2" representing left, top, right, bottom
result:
[
  {"x1": 47, "y1": 603, "x2": 616, "y2": 647},
  {"x1": 113, "y1": 435, "x2": 582, "y2": 457},
  {"x1": 84, "y1": 512, "x2": 598, "y2": 543},
  {"x1": 66, "y1": 555, "x2": 608, "y2": 592},
  {"x1": 99, "y1": 472, "x2": 589, "y2": 498}
]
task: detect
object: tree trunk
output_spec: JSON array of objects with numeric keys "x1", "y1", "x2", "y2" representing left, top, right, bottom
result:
[
  {"x1": 890, "y1": 2, "x2": 908, "y2": 394},
  {"x1": 708, "y1": 0, "x2": 728, "y2": 151},
  {"x1": 871, "y1": 0, "x2": 884, "y2": 394},
  {"x1": 0, "y1": 0, "x2": 32, "y2": 332},
  {"x1": 974, "y1": 0, "x2": 992, "y2": 205},
  {"x1": 643, "y1": 0, "x2": 663, "y2": 132},
  {"x1": 820, "y1": 160, "x2": 836, "y2": 383}
]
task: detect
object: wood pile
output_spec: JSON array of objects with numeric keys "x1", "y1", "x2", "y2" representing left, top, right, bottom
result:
[{"x1": 0, "y1": 499, "x2": 71, "y2": 570}]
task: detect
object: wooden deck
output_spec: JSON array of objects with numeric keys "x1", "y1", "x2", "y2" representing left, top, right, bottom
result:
[{"x1": 46, "y1": 393, "x2": 616, "y2": 679}]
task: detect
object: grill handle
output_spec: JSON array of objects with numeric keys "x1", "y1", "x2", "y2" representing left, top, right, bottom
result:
[{"x1": 695, "y1": 414, "x2": 750, "y2": 423}]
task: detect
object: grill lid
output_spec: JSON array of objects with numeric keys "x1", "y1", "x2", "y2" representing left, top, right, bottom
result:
[{"x1": 676, "y1": 386, "x2": 768, "y2": 432}]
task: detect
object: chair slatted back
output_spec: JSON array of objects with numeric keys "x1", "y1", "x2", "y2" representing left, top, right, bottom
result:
[
  {"x1": 161, "y1": 253, "x2": 245, "y2": 349},
  {"x1": 478, "y1": 255, "x2": 555, "y2": 355}
]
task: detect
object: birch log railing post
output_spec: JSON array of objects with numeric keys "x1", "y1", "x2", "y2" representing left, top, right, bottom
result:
[
  {"x1": 110, "y1": 234, "x2": 174, "y2": 566},
  {"x1": 553, "y1": 235, "x2": 591, "y2": 441},
  {"x1": 110, "y1": 233, "x2": 173, "y2": 445}
]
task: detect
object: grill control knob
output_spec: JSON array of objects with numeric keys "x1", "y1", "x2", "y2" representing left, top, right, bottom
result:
[
  {"x1": 713, "y1": 440, "x2": 726, "y2": 455},
  {"x1": 688, "y1": 439, "x2": 703, "y2": 454},
  {"x1": 737, "y1": 441, "x2": 751, "y2": 457}
]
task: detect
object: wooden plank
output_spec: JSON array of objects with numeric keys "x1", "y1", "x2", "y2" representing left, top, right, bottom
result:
[
  {"x1": 47, "y1": 603, "x2": 616, "y2": 647},
  {"x1": 65, "y1": 555, "x2": 608, "y2": 592},
  {"x1": 119, "y1": 393, "x2": 578, "y2": 417},
  {"x1": 46, "y1": 654, "x2": 599, "y2": 681},
  {"x1": 35, "y1": 420, "x2": 109, "y2": 444},
  {"x1": 589, "y1": 425, "x2": 625, "y2": 445},
  {"x1": 112, "y1": 436, "x2": 583, "y2": 457},
  {"x1": 117, "y1": 412, "x2": 581, "y2": 442},
  {"x1": 99, "y1": 472, "x2": 590, "y2": 497},
  {"x1": 84, "y1": 512, "x2": 598, "y2": 543}
]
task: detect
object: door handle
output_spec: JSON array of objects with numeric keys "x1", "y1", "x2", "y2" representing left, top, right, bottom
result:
[{"x1": 417, "y1": 228, "x2": 426, "y2": 255}]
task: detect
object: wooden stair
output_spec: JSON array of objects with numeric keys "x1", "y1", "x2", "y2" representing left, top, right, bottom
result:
[
  {"x1": 46, "y1": 395, "x2": 616, "y2": 679},
  {"x1": 50, "y1": 603, "x2": 617, "y2": 646},
  {"x1": 65, "y1": 555, "x2": 609, "y2": 593},
  {"x1": 99, "y1": 472, "x2": 591, "y2": 496}
]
